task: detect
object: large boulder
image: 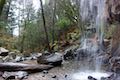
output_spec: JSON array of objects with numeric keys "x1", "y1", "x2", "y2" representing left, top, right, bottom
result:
[
  {"x1": 0, "y1": 47, "x2": 9, "y2": 56},
  {"x1": 37, "y1": 52, "x2": 63, "y2": 66}
]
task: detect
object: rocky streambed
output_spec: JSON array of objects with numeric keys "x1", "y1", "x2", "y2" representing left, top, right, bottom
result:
[
  {"x1": 0, "y1": 45, "x2": 120, "y2": 80},
  {"x1": 0, "y1": 60, "x2": 111, "y2": 80}
]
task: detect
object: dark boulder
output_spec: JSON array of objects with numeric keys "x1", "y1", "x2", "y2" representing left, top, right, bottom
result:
[
  {"x1": 37, "y1": 52, "x2": 63, "y2": 66},
  {"x1": 88, "y1": 76, "x2": 97, "y2": 80},
  {"x1": 63, "y1": 45, "x2": 79, "y2": 60},
  {"x1": 43, "y1": 70, "x2": 48, "y2": 74},
  {"x1": 64, "y1": 49, "x2": 74, "y2": 60}
]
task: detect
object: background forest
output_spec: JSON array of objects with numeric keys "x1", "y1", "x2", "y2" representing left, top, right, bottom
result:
[{"x1": 0, "y1": 0, "x2": 82, "y2": 54}]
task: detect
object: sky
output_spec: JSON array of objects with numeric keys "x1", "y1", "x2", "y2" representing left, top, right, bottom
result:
[{"x1": 13, "y1": 0, "x2": 45, "y2": 36}]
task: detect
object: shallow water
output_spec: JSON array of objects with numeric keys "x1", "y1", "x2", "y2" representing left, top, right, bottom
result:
[{"x1": 72, "y1": 71, "x2": 111, "y2": 80}]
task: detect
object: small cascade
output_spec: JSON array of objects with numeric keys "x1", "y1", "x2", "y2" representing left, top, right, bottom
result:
[{"x1": 78, "y1": 0, "x2": 106, "y2": 71}]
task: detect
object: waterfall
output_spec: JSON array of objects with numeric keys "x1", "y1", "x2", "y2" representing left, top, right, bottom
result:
[
  {"x1": 78, "y1": 0, "x2": 106, "y2": 71},
  {"x1": 80, "y1": 0, "x2": 106, "y2": 42}
]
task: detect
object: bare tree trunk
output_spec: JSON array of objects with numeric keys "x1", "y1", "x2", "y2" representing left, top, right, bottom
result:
[
  {"x1": 3, "y1": 0, "x2": 11, "y2": 21},
  {"x1": 39, "y1": 0, "x2": 51, "y2": 52},
  {"x1": 20, "y1": 20, "x2": 26, "y2": 53},
  {"x1": 52, "y1": 0, "x2": 56, "y2": 45},
  {"x1": 0, "y1": 0, "x2": 6, "y2": 16},
  {"x1": 0, "y1": 62, "x2": 53, "y2": 72},
  {"x1": 20, "y1": 0, "x2": 26, "y2": 53}
]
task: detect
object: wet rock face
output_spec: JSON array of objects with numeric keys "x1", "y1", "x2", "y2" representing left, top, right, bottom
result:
[
  {"x1": 102, "y1": 73, "x2": 120, "y2": 80},
  {"x1": 75, "y1": 48, "x2": 89, "y2": 60},
  {"x1": 105, "y1": 0, "x2": 120, "y2": 23},
  {"x1": 63, "y1": 45, "x2": 79, "y2": 60},
  {"x1": 64, "y1": 49, "x2": 75, "y2": 60},
  {"x1": 109, "y1": 57, "x2": 120, "y2": 73}
]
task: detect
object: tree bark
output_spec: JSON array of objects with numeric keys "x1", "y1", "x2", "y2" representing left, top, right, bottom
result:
[
  {"x1": 52, "y1": 0, "x2": 57, "y2": 45},
  {"x1": 0, "y1": 0, "x2": 6, "y2": 16},
  {"x1": 0, "y1": 62, "x2": 53, "y2": 72},
  {"x1": 39, "y1": 0, "x2": 51, "y2": 52},
  {"x1": 20, "y1": 0, "x2": 26, "y2": 53}
]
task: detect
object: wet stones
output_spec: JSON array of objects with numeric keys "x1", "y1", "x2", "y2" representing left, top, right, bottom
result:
[
  {"x1": 64, "y1": 49, "x2": 75, "y2": 60},
  {"x1": 88, "y1": 76, "x2": 97, "y2": 80},
  {"x1": 101, "y1": 73, "x2": 120, "y2": 80},
  {"x1": 0, "y1": 47, "x2": 9, "y2": 57},
  {"x1": 2, "y1": 71, "x2": 28, "y2": 80},
  {"x1": 43, "y1": 70, "x2": 48, "y2": 74}
]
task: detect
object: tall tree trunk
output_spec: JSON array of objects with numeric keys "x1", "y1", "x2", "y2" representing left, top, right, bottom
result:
[
  {"x1": 39, "y1": 0, "x2": 51, "y2": 52},
  {"x1": 52, "y1": 0, "x2": 56, "y2": 45},
  {"x1": 20, "y1": 20, "x2": 26, "y2": 53},
  {"x1": 0, "y1": 0, "x2": 6, "y2": 16},
  {"x1": 20, "y1": 0, "x2": 26, "y2": 53},
  {"x1": 2, "y1": 0, "x2": 11, "y2": 21}
]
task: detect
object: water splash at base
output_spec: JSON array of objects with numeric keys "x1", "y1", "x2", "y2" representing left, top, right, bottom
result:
[{"x1": 72, "y1": 70, "x2": 111, "y2": 80}]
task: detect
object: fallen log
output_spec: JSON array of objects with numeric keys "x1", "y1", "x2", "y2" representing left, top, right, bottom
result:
[{"x1": 0, "y1": 62, "x2": 53, "y2": 72}]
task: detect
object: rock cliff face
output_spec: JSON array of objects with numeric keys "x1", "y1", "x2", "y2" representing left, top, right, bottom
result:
[
  {"x1": 105, "y1": 0, "x2": 120, "y2": 55},
  {"x1": 105, "y1": 0, "x2": 120, "y2": 23},
  {"x1": 105, "y1": 0, "x2": 120, "y2": 73}
]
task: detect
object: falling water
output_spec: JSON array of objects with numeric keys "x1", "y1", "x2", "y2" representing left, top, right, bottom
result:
[
  {"x1": 79, "y1": 0, "x2": 106, "y2": 70},
  {"x1": 71, "y1": 0, "x2": 111, "y2": 79},
  {"x1": 80, "y1": 0, "x2": 106, "y2": 43}
]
